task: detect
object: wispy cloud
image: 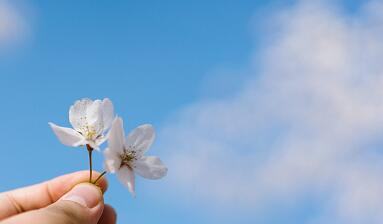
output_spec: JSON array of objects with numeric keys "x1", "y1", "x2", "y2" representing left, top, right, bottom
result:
[
  {"x1": 0, "y1": 0, "x2": 29, "y2": 50},
  {"x1": 159, "y1": 1, "x2": 383, "y2": 223}
]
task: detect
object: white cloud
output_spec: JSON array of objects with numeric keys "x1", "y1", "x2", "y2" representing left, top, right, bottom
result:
[
  {"x1": 0, "y1": 0, "x2": 29, "y2": 50},
  {"x1": 159, "y1": 1, "x2": 383, "y2": 223}
]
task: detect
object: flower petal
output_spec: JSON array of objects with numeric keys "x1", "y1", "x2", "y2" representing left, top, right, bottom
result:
[
  {"x1": 86, "y1": 99, "x2": 103, "y2": 135},
  {"x1": 49, "y1": 122, "x2": 86, "y2": 147},
  {"x1": 95, "y1": 135, "x2": 107, "y2": 146},
  {"x1": 69, "y1": 98, "x2": 94, "y2": 132},
  {"x1": 117, "y1": 166, "x2": 136, "y2": 197},
  {"x1": 102, "y1": 98, "x2": 114, "y2": 132},
  {"x1": 134, "y1": 156, "x2": 167, "y2": 179},
  {"x1": 103, "y1": 147, "x2": 122, "y2": 173},
  {"x1": 87, "y1": 140, "x2": 100, "y2": 150},
  {"x1": 108, "y1": 117, "x2": 125, "y2": 154},
  {"x1": 126, "y1": 124, "x2": 155, "y2": 156}
]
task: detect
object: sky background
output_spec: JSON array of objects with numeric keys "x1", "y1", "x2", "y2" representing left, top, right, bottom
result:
[{"x1": 1, "y1": 0, "x2": 383, "y2": 223}]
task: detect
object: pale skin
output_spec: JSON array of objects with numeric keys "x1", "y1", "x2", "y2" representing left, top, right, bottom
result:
[{"x1": 0, "y1": 171, "x2": 116, "y2": 224}]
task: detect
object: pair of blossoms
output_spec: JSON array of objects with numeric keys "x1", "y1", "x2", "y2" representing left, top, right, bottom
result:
[{"x1": 49, "y1": 98, "x2": 167, "y2": 197}]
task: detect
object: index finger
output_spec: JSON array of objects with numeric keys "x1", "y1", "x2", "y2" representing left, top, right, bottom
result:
[{"x1": 0, "y1": 170, "x2": 108, "y2": 220}]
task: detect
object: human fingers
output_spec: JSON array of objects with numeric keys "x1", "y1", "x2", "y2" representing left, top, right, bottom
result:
[
  {"x1": 0, "y1": 170, "x2": 108, "y2": 220},
  {"x1": 1, "y1": 183, "x2": 104, "y2": 224},
  {"x1": 98, "y1": 204, "x2": 117, "y2": 224}
]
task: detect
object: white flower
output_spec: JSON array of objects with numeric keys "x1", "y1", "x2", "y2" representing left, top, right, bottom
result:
[
  {"x1": 49, "y1": 98, "x2": 115, "y2": 150},
  {"x1": 104, "y1": 117, "x2": 167, "y2": 196}
]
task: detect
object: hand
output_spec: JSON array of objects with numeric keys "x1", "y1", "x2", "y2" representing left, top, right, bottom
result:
[{"x1": 0, "y1": 171, "x2": 116, "y2": 224}]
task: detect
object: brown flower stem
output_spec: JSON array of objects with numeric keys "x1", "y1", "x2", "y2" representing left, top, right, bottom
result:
[
  {"x1": 86, "y1": 144, "x2": 93, "y2": 183},
  {"x1": 93, "y1": 171, "x2": 107, "y2": 185}
]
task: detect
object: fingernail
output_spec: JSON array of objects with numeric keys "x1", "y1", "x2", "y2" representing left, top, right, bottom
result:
[{"x1": 61, "y1": 183, "x2": 103, "y2": 208}]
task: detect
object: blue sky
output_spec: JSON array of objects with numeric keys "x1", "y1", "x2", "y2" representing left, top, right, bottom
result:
[{"x1": 1, "y1": 0, "x2": 381, "y2": 223}]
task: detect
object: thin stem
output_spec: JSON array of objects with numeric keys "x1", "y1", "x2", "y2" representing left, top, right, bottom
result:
[
  {"x1": 86, "y1": 144, "x2": 93, "y2": 183},
  {"x1": 93, "y1": 171, "x2": 107, "y2": 185}
]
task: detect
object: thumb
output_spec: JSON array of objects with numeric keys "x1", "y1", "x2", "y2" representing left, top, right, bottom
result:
[{"x1": 1, "y1": 183, "x2": 104, "y2": 224}]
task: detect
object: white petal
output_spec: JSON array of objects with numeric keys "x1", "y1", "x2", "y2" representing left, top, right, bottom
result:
[
  {"x1": 102, "y1": 98, "x2": 115, "y2": 132},
  {"x1": 117, "y1": 166, "x2": 136, "y2": 197},
  {"x1": 134, "y1": 156, "x2": 167, "y2": 179},
  {"x1": 107, "y1": 117, "x2": 125, "y2": 154},
  {"x1": 86, "y1": 99, "x2": 103, "y2": 135},
  {"x1": 69, "y1": 98, "x2": 93, "y2": 132},
  {"x1": 87, "y1": 140, "x2": 100, "y2": 150},
  {"x1": 103, "y1": 147, "x2": 122, "y2": 173},
  {"x1": 95, "y1": 135, "x2": 107, "y2": 147},
  {"x1": 126, "y1": 124, "x2": 155, "y2": 156},
  {"x1": 49, "y1": 122, "x2": 86, "y2": 147}
]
